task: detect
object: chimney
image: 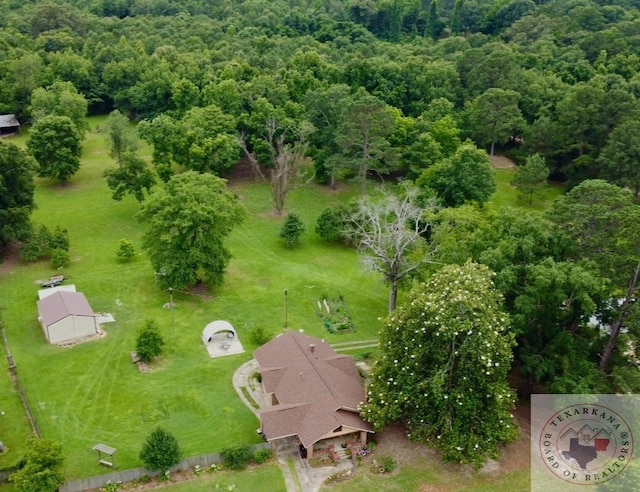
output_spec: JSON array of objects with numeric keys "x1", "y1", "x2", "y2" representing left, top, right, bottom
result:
[{"x1": 310, "y1": 343, "x2": 316, "y2": 353}]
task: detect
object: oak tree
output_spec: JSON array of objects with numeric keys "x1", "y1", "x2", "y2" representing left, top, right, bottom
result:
[
  {"x1": 137, "y1": 172, "x2": 246, "y2": 290},
  {"x1": 27, "y1": 115, "x2": 82, "y2": 183}
]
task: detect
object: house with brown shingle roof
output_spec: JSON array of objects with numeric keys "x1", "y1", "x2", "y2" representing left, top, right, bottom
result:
[
  {"x1": 37, "y1": 290, "x2": 100, "y2": 344},
  {"x1": 254, "y1": 331, "x2": 374, "y2": 457}
]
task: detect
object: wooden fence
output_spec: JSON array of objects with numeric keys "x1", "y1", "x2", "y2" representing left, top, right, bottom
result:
[
  {"x1": 1, "y1": 326, "x2": 40, "y2": 437},
  {"x1": 58, "y1": 443, "x2": 270, "y2": 492}
]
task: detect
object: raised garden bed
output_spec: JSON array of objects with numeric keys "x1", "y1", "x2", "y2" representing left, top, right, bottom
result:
[{"x1": 315, "y1": 294, "x2": 356, "y2": 334}]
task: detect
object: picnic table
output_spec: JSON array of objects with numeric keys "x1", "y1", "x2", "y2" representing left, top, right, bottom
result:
[{"x1": 40, "y1": 275, "x2": 65, "y2": 288}]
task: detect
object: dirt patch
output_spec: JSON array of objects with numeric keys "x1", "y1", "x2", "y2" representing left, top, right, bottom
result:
[
  {"x1": 490, "y1": 155, "x2": 516, "y2": 169},
  {"x1": 363, "y1": 400, "x2": 531, "y2": 490},
  {"x1": 0, "y1": 244, "x2": 21, "y2": 275},
  {"x1": 185, "y1": 282, "x2": 213, "y2": 300}
]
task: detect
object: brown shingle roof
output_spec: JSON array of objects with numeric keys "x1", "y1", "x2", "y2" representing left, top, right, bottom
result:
[
  {"x1": 37, "y1": 291, "x2": 95, "y2": 326},
  {"x1": 254, "y1": 331, "x2": 373, "y2": 447}
]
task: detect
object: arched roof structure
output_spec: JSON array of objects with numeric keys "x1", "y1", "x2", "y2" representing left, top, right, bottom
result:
[{"x1": 202, "y1": 320, "x2": 235, "y2": 344}]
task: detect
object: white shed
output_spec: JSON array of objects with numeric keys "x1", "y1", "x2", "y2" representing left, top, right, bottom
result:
[{"x1": 37, "y1": 291, "x2": 100, "y2": 344}]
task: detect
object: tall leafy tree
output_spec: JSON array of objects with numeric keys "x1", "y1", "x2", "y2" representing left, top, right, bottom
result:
[
  {"x1": 336, "y1": 90, "x2": 397, "y2": 196},
  {"x1": 172, "y1": 104, "x2": 239, "y2": 175},
  {"x1": 347, "y1": 187, "x2": 436, "y2": 312},
  {"x1": 416, "y1": 142, "x2": 495, "y2": 207},
  {"x1": 598, "y1": 118, "x2": 640, "y2": 195},
  {"x1": 27, "y1": 115, "x2": 82, "y2": 183},
  {"x1": 450, "y1": 0, "x2": 464, "y2": 35},
  {"x1": 425, "y1": 0, "x2": 445, "y2": 40},
  {"x1": 304, "y1": 84, "x2": 352, "y2": 188},
  {"x1": 511, "y1": 153, "x2": 549, "y2": 205},
  {"x1": 103, "y1": 109, "x2": 137, "y2": 165},
  {"x1": 547, "y1": 180, "x2": 640, "y2": 372},
  {"x1": 137, "y1": 171, "x2": 246, "y2": 290},
  {"x1": 10, "y1": 437, "x2": 65, "y2": 492},
  {"x1": 361, "y1": 262, "x2": 518, "y2": 466},
  {"x1": 240, "y1": 99, "x2": 315, "y2": 215},
  {"x1": 103, "y1": 110, "x2": 155, "y2": 202},
  {"x1": 137, "y1": 115, "x2": 176, "y2": 182},
  {"x1": 465, "y1": 88, "x2": 526, "y2": 156},
  {"x1": 0, "y1": 141, "x2": 37, "y2": 250},
  {"x1": 104, "y1": 151, "x2": 156, "y2": 202},
  {"x1": 29, "y1": 81, "x2": 88, "y2": 136}
]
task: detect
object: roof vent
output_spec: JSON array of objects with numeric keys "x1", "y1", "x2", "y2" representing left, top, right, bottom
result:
[{"x1": 310, "y1": 343, "x2": 316, "y2": 353}]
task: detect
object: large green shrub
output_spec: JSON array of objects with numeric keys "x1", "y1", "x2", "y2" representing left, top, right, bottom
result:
[
  {"x1": 279, "y1": 213, "x2": 305, "y2": 246},
  {"x1": 249, "y1": 325, "x2": 272, "y2": 346},
  {"x1": 50, "y1": 248, "x2": 69, "y2": 269},
  {"x1": 253, "y1": 448, "x2": 273, "y2": 464},
  {"x1": 9, "y1": 437, "x2": 65, "y2": 492},
  {"x1": 221, "y1": 445, "x2": 251, "y2": 470},
  {"x1": 116, "y1": 239, "x2": 136, "y2": 261},
  {"x1": 139, "y1": 427, "x2": 181, "y2": 472},
  {"x1": 135, "y1": 319, "x2": 164, "y2": 363}
]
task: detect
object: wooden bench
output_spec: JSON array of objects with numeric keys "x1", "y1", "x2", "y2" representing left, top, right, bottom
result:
[{"x1": 99, "y1": 458, "x2": 113, "y2": 467}]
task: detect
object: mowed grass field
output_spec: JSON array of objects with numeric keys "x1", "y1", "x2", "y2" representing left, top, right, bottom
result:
[
  {"x1": 0, "y1": 118, "x2": 562, "y2": 487},
  {"x1": 0, "y1": 118, "x2": 389, "y2": 479}
]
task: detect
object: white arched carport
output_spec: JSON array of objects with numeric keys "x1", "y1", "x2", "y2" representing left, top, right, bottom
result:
[
  {"x1": 202, "y1": 320, "x2": 244, "y2": 358},
  {"x1": 202, "y1": 320, "x2": 236, "y2": 343}
]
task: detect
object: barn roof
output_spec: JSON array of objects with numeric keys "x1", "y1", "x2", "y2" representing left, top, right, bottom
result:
[
  {"x1": 254, "y1": 331, "x2": 373, "y2": 448},
  {"x1": 37, "y1": 291, "x2": 96, "y2": 327},
  {"x1": 0, "y1": 114, "x2": 19, "y2": 128}
]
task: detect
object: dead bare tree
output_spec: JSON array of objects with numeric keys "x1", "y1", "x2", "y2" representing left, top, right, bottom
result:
[
  {"x1": 239, "y1": 118, "x2": 315, "y2": 215},
  {"x1": 347, "y1": 187, "x2": 437, "y2": 312}
]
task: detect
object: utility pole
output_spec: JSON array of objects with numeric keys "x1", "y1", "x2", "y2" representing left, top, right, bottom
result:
[
  {"x1": 168, "y1": 287, "x2": 175, "y2": 330},
  {"x1": 284, "y1": 289, "x2": 288, "y2": 328}
]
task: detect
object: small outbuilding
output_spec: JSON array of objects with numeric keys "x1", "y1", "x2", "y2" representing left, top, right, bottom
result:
[
  {"x1": 202, "y1": 320, "x2": 244, "y2": 357},
  {"x1": 37, "y1": 291, "x2": 100, "y2": 344},
  {"x1": 0, "y1": 114, "x2": 20, "y2": 137}
]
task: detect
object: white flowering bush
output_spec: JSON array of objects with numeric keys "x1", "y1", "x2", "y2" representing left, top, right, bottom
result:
[{"x1": 360, "y1": 261, "x2": 519, "y2": 467}]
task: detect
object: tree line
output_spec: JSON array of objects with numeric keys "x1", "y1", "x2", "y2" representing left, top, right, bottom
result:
[{"x1": 1, "y1": 0, "x2": 640, "y2": 188}]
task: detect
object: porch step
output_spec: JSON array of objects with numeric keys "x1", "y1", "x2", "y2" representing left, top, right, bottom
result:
[{"x1": 335, "y1": 448, "x2": 349, "y2": 460}]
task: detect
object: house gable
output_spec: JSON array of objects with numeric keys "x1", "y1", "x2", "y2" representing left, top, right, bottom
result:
[{"x1": 254, "y1": 331, "x2": 373, "y2": 448}]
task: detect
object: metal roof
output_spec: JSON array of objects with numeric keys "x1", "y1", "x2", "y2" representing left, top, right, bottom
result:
[{"x1": 37, "y1": 291, "x2": 96, "y2": 326}]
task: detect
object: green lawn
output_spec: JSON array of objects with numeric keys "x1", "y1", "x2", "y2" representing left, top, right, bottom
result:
[
  {"x1": 0, "y1": 122, "x2": 548, "y2": 488},
  {"x1": 154, "y1": 463, "x2": 285, "y2": 491},
  {"x1": 490, "y1": 168, "x2": 564, "y2": 211},
  {"x1": 0, "y1": 119, "x2": 388, "y2": 480}
]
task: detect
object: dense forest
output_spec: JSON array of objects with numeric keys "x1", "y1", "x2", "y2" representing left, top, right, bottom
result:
[
  {"x1": 2, "y1": 0, "x2": 640, "y2": 187},
  {"x1": 2, "y1": 0, "x2": 640, "y2": 396}
]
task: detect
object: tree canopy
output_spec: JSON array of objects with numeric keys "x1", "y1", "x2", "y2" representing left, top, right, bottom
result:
[
  {"x1": 136, "y1": 171, "x2": 246, "y2": 290},
  {"x1": 361, "y1": 262, "x2": 518, "y2": 466},
  {"x1": 27, "y1": 115, "x2": 82, "y2": 183},
  {"x1": 10, "y1": 437, "x2": 65, "y2": 492},
  {"x1": 0, "y1": 141, "x2": 37, "y2": 249}
]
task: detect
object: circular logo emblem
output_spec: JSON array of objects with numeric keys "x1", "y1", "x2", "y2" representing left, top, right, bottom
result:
[{"x1": 539, "y1": 403, "x2": 634, "y2": 485}]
